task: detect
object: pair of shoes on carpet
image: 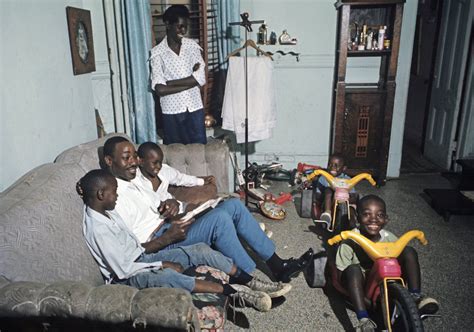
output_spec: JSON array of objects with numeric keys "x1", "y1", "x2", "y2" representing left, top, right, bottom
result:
[
  {"x1": 229, "y1": 284, "x2": 272, "y2": 312},
  {"x1": 274, "y1": 248, "x2": 314, "y2": 283},
  {"x1": 229, "y1": 277, "x2": 292, "y2": 312}
]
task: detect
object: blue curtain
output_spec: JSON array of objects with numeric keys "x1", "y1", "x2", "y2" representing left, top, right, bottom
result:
[
  {"x1": 216, "y1": 0, "x2": 241, "y2": 68},
  {"x1": 122, "y1": 0, "x2": 156, "y2": 143}
]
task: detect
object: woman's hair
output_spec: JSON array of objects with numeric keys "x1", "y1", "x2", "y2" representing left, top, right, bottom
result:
[
  {"x1": 76, "y1": 169, "x2": 114, "y2": 204},
  {"x1": 163, "y1": 5, "x2": 189, "y2": 25}
]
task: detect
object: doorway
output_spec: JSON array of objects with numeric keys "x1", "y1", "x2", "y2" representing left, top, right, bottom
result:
[
  {"x1": 403, "y1": 0, "x2": 474, "y2": 174},
  {"x1": 401, "y1": 0, "x2": 442, "y2": 174}
]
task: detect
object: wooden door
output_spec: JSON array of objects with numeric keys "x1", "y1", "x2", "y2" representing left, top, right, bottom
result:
[{"x1": 424, "y1": 0, "x2": 473, "y2": 169}]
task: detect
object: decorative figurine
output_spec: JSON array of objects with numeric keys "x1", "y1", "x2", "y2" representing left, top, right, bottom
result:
[{"x1": 278, "y1": 29, "x2": 297, "y2": 45}]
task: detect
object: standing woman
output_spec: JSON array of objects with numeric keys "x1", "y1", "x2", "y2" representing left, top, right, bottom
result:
[{"x1": 150, "y1": 5, "x2": 207, "y2": 144}]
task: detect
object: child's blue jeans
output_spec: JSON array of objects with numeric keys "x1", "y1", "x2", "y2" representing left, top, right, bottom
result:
[{"x1": 116, "y1": 242, "x2": 233, "y2": 292}]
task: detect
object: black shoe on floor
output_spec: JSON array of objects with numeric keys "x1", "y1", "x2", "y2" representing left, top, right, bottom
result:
[{"x1": 275, "y1": 248, "x2": 314, "y2": 283}]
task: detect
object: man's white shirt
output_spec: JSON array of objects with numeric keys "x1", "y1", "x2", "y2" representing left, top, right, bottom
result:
[
  {"x1": 115, "y1": 175, "x2": 164, "y2": 243},
  {"x1": 113, "y1": 166, "x2": 204, "y2": 243}
]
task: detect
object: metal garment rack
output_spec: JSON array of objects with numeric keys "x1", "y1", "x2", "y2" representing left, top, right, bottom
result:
[{"x1": 229, "y1": 13, "x2": 265, "y2": 207}]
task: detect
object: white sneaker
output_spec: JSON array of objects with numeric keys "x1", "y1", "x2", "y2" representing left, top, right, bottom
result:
[
  {"x1": 246, "y1": 277, "x2": 292, "y2": 298},
  {"x1": 229, "y1": 284, "x2": 272, "y2": 312},
  {"x1": 355, "y1": 317, "x2": 377, "y2": 332}
]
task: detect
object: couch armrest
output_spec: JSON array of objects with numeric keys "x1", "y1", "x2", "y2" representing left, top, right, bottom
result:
[{"x1": 0, "y1": 279, "x2": 199, "y2": 331}]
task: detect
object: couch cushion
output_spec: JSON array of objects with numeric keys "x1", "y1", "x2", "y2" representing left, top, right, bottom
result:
[
  {"x1": 0, "y1": 281, "x2": 47, "y2": 317},
  {"x1": 161, "y1": 139, "x2": 229, "y2": 193},
  {"x1": 130, "y1": 287, "x2": 199, "y2": 329},
  {"x1": 0, "y1": 163, "x2": 103, "y2": 285},
  {"x1": 39, "y1": 281, "x2": 94, "y2": 318}
]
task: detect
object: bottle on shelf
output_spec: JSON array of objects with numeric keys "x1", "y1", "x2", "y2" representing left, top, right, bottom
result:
[
  {"x1": 257, "y1": 24, "x2": 267, "y2": 45},
  {"x1": 366, "y1": 28, "x2": 373, "y2": 50},
  {"x1": 361, "y1": 24, "x2": 367, "y2": 45},
  {"x1": 377, "y1": 25, "x2": 385, "y2": 50},
  {"x1": 269, "y1": 31, "x2": 277, "y2": 45},
  {"x1": 353, "y1": 23, "x2": 360, "y2": 48},
  {"x1": 383, "y1": 26, "x2": 391, "y2": 50}
]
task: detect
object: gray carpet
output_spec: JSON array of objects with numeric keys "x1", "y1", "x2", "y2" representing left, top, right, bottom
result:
[{"x1": 225, "y1": 174, "x2": 474, "y2": 331}]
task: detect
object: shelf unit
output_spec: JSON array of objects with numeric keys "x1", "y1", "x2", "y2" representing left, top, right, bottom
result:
[{"x1": 332, "y1": 0, "x2": 405, "y2": 183}]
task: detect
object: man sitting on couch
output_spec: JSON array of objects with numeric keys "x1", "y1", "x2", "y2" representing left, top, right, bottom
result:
[{"x1": 103, "y1": 137, "x2": 314, "y2": 288}]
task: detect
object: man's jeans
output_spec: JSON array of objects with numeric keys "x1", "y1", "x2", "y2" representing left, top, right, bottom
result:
[
  {"x1": 155, "y1": 198, "x2": 276, "y2": 274},
  {"x1": 114, "y1": 243, "x2": 233, "y2": 292}
]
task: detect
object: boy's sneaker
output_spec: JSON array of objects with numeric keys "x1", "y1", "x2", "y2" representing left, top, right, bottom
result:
[
  {"x1": 314, "y1": 212, "x2": 332, "y2": 228},
  {"x1": 229, "y1": 284, "x2": 272, "y2": 312},
  {"x1": 246, "y1": 277, "x2": 292, "y2": 298},
  {"x1": 355, "y1": 317, "x2": 377, "y2": 332},
  {"x1": 412, "y1": 293, "x2": 439, "y2": 315}
]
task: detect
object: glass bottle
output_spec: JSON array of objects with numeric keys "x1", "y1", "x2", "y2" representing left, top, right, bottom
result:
[
  {"x1": 353, "y1": 23, "x2": 360, "y2": 46},
  {"x1": 377, "y1": 25, "x2": 385, "y2": 50},
  {"x1": 257, "y1": 24, "x2": 267, "y2": 45}
]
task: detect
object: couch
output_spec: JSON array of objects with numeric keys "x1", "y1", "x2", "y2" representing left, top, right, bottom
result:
[{"x1": 0, "y1": 133, "x2": 230, "y2": 331}]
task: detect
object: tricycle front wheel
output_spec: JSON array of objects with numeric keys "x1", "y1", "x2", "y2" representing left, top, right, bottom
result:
[{"x1": 381, "y1": 283, "x2": 424, "y2": 332}]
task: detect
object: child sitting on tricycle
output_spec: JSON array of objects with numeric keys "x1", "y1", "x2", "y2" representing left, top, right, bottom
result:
[
  {"x1": 313, "y1": 154, "x2": 359, "y2": 228},
  {"x1": 332, "y1": 194, "x2": 439, "y2": 331}
]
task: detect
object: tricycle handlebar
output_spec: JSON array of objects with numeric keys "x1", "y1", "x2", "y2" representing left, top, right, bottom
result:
[
  {"x1": 328, "y1": 230, "x2": 427, "y2": 260},
  {"x1": 306, "y1": 170, "x2": 376, "y2": 190}
]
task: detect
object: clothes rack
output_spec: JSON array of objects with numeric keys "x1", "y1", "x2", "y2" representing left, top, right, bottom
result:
[{"x1": 229, "y1": 13, "x2": 266, "y2": 207}]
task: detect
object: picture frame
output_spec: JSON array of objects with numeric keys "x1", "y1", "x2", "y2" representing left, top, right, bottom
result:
[{"x1": 66, "y1": 7, "x2": 96, "y2": 75}]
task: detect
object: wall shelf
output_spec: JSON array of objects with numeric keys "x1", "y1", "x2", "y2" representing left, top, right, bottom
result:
[{"x1": 347, "y1": 49, "x2": 392, "y2": 57}]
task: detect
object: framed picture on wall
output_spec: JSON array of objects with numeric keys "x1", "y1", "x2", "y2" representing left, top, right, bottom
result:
[{"x1": 66, "y1": 6, "x2": 96, "y2": 75}]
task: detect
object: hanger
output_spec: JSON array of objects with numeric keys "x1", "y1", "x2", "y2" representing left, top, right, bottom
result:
[{"x1": 226, "y1": 39, "x2": 273, "y2": 61}]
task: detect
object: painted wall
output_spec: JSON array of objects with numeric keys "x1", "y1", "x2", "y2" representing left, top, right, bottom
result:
[
  {"x1": 238, "y1": 0, "x2": 417, "y2": 177},
  {"x1": 0, "y1": 0, "x2": 109, "y2": 192}
]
